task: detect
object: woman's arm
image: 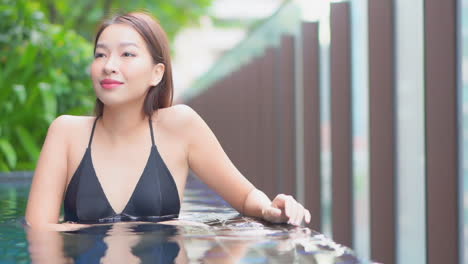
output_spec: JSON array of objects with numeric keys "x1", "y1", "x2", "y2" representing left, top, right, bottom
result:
[
  {"x1": 25, "y1": 115, "x2": 76, "y2": 229},
  {"x1": 183, "y1": 105, "x2": 310, "y2": 226},
  {"x1": 26, "y1": 227, "x2": 71, "y2": 264}
]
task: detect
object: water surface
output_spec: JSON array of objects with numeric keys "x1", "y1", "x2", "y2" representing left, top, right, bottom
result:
[{"x1": 0, "y1": 172, "x2": 364, "y2": 263}]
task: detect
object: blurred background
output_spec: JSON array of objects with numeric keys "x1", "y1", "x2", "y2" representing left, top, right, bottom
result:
[
  {"x1": 0, "y1": 0, "x2": 466, "y2": 263},
  {"x1": 0, "y1": 0, "x2": 284, "y2": 172}
]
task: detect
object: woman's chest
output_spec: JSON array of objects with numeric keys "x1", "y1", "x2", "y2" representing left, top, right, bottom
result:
[{"x1": 66, "y1": 125, "x2": 189, "y2": 203}]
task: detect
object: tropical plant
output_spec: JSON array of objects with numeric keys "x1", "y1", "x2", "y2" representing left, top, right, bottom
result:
[
  {"x1": 34, "y1": 0, "x2": 213, "y2": 41},
  {"x1": 0, "y1": 0, "x2": 94, "y2": 171},
  {"x1": 0, "y1": 0, "x2": 215, "y2": 172}
]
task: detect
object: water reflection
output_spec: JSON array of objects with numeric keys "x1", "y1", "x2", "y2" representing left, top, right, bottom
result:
[
  {"x1": 25, "y1": 217, "x2": 361, "y2": 263},
  {"x1": 1, "y1": 174, "x2": 364, "y2": 263},
  {"x1": 27, "y1": 223, "x2": 182, "y2": 263},
  {"x1": 25, "y1": 221, "x2": 253, "y2": 264}
]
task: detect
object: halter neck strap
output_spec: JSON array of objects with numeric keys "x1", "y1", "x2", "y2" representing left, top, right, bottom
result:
[
  {"x1": 88, "y1": 115, "x2": 100, "y2": 148},
  {"x1": 149, "y1": 116, "x2": 155, "y2": 146}
]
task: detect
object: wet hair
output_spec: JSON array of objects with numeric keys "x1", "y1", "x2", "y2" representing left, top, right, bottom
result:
[{"x1": 92, "y1": 11, "x2": 173, "y2": 117}]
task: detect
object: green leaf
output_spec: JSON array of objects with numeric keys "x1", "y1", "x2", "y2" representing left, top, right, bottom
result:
[
  {"x1": 38, "y1": 82, "x2": 57, "y2": 123},
  {"x1": 65, "y1": 105, "x2": 92, "y2": 116},
  {"x1": 12, "y1": 84, "x2": 26, "y2": 104},
  {"x1": 16, "y1": 161, "x2": 35, "y2": 170},
  {"x1": 15, "y1": 126, "x2": 40, "y2": 163},
  {"x1": 0, "y1": 160, "x2": 9, "y2": 172},
  {"x1": 19, "y1": 43, "x2": 38, "y2": 67},
  {"x1": 0, "y1": 139, "x2": 16, "y2": 168}
]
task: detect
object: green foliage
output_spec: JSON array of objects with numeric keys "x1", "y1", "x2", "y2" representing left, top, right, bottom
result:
[
  {"x1": 0, "y1": 0, "x2": 95, "y2": 171},
  {"x1": 34, "y1": 0, "x2": 213, "y2": 42},
  {"x1": 0, "y1": 0, "x2": 214, "y2": 172}
]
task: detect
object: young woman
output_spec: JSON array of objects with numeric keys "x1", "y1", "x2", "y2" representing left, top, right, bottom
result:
[{"x1": 25, "y1": 11, "x2": 311, "y2": 231}]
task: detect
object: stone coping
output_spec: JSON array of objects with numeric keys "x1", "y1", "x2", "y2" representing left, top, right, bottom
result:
[{"x1": 0, "y1": 171, "x2": 33, "y2": 181}]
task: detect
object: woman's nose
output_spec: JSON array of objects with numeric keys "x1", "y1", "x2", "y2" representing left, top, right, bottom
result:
[{"x1": 103, "y1": 55, "x2": 118, "y2": 74}]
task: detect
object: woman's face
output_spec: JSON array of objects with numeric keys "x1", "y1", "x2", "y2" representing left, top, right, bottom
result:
[{"x1": 91, "y1": 24, "x2": 164, "y2": 108}]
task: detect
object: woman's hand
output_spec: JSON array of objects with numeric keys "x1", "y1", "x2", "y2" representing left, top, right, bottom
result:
[{"x1": 261, "y1": 194, "x2": 311, "y2": 226}]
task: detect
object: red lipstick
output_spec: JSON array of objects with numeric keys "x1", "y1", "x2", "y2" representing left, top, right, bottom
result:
[{"x1": 100, "y1": 79, "x2": 123, "y2": 90}]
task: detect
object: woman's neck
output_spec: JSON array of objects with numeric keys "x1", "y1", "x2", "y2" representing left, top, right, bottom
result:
[{"x1": 99, "y1": 102, "x2": 150, "y2": 144}]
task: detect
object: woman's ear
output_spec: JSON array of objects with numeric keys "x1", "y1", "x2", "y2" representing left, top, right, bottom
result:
[{"x1": 151, "y1": 63, "x2": 165, "y2": 86}]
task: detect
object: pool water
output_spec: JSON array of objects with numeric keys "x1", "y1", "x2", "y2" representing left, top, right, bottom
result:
[{"x1": 0, "y1": 172, "x2": 364, "y2": 263}]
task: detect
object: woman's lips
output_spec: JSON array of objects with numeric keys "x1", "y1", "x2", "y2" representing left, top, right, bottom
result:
[
  {"x1": 101, "y1": 83, "x2": 122, "y2": 90},
  {"x1": 100, "y1": 79, "x2": 123, "y2": 90}
]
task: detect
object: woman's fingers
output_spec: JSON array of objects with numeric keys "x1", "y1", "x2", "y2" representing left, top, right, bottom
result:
[
  {"x1": 294, "y1": 200, "x2": 304, "y2": 226},
  {"x1": 262, "y1": 206, "x2": 283, "y2": 223},
  {"x1": 270, "y1": 194, "x2": 310, "y2": 226},
  {"x1": 305, "y1": 209, "x2": 311, "y2": 224},
  {"x1": 287, "y1": 196, "x2": 299, "y2": 225},
  {"x1": 270, "y1": 207, "x2": 283, "y2": 221},
  {"x1": 272, "y1": 194, "x2": 288, "y2": 211},
  {"x1": 282, "y1": 195, "x2": 300, "y2": 226}
]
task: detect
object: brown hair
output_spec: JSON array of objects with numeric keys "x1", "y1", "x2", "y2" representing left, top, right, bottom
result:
[{"x1": 92, "y1": 11, "x2": 173, "y2": 117}]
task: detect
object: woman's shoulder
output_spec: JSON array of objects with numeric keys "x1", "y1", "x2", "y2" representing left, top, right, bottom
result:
[
  {"x1": 155, "y1": 104, "x2": 200, "y2": 129},
  {"x1": 50, "y1": 115, "x2": 95, "y2": 129},
  {"x1": 48, "y1": 115, "x2": 96, "y2": 141}
]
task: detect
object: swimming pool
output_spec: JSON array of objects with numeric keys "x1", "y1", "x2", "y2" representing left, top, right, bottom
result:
[{"x1": 0, "y1": 172, "x2": 365, "y2": 263}]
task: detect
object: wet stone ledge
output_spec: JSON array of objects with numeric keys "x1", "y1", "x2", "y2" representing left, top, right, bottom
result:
[{"x1": 0, "y1": 171, "x2": 33, "y2": 182}]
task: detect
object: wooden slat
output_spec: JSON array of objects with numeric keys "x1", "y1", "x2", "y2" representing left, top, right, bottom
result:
[
  {"x1": 277, "y1": 35, "x2": 296, "y2": 196},
  {"x1": 330, "y1": 1, "x2": 353, "y2": 248},
  {"x1": 262, "y1": 47, "x2": 278, "y2": 199},
  {"x1": 252, "y1": 56, "x2": 266, "y2": 193},
  {"x1": 368, "y1": 0, "x2": 396, "y2": 263},
  {"x1": 302, "y1": 21, "x2": 321, "y2": 231},
  {"x1": 243, "y1": 61, "x2": 255, "y2": 185},
  {"x1": 424, "y1": 0, "x2": 460, "y2": 263}
]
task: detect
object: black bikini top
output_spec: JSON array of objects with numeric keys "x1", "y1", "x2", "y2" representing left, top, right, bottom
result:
[{"x1": 63, "y1": 115, "x2": 180, "y2": 224}]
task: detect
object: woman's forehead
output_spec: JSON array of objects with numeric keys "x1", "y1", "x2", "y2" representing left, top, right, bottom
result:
[{"x1": 97, "y1": 24, "x2": 146, "y2": 48}]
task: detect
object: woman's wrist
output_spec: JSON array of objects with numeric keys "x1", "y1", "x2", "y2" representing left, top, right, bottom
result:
[{"x1": 241, "y1": 188, "x2": 271, "y2": 218}]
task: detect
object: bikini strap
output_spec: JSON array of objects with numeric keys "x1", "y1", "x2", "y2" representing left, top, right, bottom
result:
[
  {"x1": 149, "y1": 116, "x2": 156, "y2": 146},
  {"x1": 88, "y1": 116, "x2": 100, "y2": 148}
]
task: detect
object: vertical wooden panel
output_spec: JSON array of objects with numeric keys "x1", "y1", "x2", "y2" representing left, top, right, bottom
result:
[
  {"x1": 233, "y1": 68, "x2": 242, "y2": 170},
  {"x1": 368, "y1": 0, "x2": 396, "y2": 263},
  {"x1": 242, "y1": 62, "x2": 252, "y2": 183},
  {"x1": 247, "y1": 58, "x2": 261, "y2": 185},
  {"x1": 227, "y1": 72, "x2": 237, "y2": 163},
  {"x1": 302, "y1": 21, "x2": 321, "y2": 231},
  {"x1": 255, "y1": 54, "x2": 265, "y2": 193},
  {"x1": 274, "y1": 47, "x2": 283, "y2": 196},
  {"x1": 239, "y1": 65, "x2": 248, "y2": 176},
  {"x1": 330, "y1": 2, "x2": 353, "y2": 247},
  {"x1": 262, "y1": 47, "x2": 278, "y2": 199},
  {"x1": 246, "y1": 60, "x2": 258, "y2": 187},
  {"x1": 218, "y1": 79, "x2": 229, "y2": 157},
  {"x1": 278, "y1": 35, "x2": 296, "y2": 196},
  {"x1": 252, "y1": 57, "x2": 264, "y2": 191},
  {"x1": 425, "y1": 1, "x2": 460, "y2": 263}
]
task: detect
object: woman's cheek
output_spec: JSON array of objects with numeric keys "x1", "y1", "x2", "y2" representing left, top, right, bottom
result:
[{"x1": 90, "y1": 62, "x2": 101, "y2": 83}]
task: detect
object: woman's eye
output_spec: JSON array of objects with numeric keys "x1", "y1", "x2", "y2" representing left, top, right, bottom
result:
[
  {"x1": 94, "y1": 53, "x2": 105, "y2": 58},
  {"x1": 123, "y1": 52, "x2": 135, "y2": 57}
]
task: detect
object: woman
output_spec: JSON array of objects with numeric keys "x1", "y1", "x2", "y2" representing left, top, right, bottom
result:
[{"x1": 25, "y1": 11, "x2": 311, "y2": 230}]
